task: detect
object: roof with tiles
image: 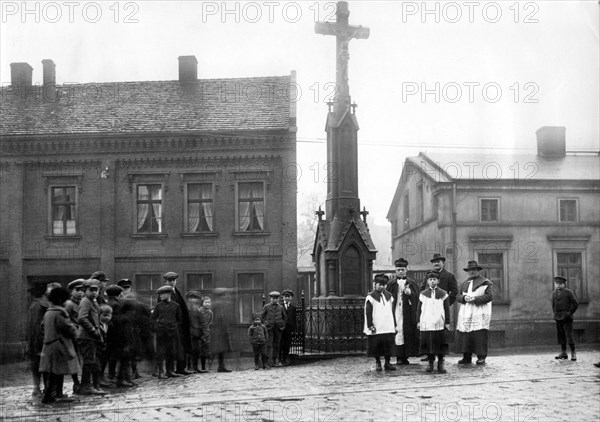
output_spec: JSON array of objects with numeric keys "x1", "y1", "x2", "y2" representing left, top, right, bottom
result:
[
  {"x1": 410, "y1": 151, "x2": 599, "y2": 182},
  {"x1": 0, "y1": 76, "x2": 295, "y2": 137}
]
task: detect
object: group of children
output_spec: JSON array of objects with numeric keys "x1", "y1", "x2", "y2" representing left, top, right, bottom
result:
[
  {"x1": 249, "y1": 289, "x2": 297, "y2": 370},
  {"x1": 29, "y1": 274, "x2": 152, "y2": 404},
  {"x1": 28, "y1": 272, "x2": 299, "y2": 405}
]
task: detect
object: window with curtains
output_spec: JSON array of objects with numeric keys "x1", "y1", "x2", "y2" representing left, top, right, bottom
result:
[
  {"x1": 237, "y1": 182, "x2": 265, "y2": 232},
  {"x1": 186, "y1": 183, "x2": 214, "y2": 232},
  {"x1": 237, "y1": 272, "x2": 264, "y2": 323},
  {"x1": 136, "y1": 184, "x2": 163, "y2": 233},
  {"x1": 51, "y1": 186, "x2": 77, "y2": 235}
]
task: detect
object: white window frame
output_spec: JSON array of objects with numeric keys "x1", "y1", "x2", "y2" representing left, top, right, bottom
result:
[
  {"x1": 479, "y1": 197, "x2": 500, "y2": 223},
  {"x1": 558, "y1": 198, "x2": 578, "y2": 223}
]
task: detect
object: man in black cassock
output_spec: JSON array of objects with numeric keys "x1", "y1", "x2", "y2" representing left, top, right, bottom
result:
[{"x1": 386, "y1": 258, "x2": 420, "y2": 365}]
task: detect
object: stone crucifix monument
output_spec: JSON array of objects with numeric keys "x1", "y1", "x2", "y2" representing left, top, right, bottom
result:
[{"x1": 312, "y1": 1, "x2": 377, "y2": 301}]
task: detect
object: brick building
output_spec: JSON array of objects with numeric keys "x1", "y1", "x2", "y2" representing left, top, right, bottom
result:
[
  {"x1": 0, "y1": 56, "x2": 298, "y2": 360},
  {"x1": 386, "y1": 127, "x2": 600, "y2": 347}
]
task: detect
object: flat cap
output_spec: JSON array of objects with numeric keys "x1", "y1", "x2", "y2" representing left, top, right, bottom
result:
[
  {"x1": 90, "y1": 271, "x2": 109, "y2": 282},
  {"x1": 117, "y1": 278, "x2": 132, "y2": 288},
  {"x1": 394, "y1": 258, "x2": 408, "y2": 268},
  {"x1": 157, "y1": 285, "x2": 173, "y2": 294},
  {"x1": 163, "y1": 272, "x2": 179, "y2": 280},
  {"x1": 269, "y1": 291, "x2": 281, "y2": 297},
  {"x1": 83, "y1": 279, "x2": 100, "y2": 289},
  {"x1": 281, "y1": 289, "x2": 294, "y2": 297},
  {"x1": 105, "y1": 285, "x2": 124, "y2": 297},
  {"x1": 68, "y1": 279, "x2": 86, "y2": 290},
  {"x1": 554, "y1": 276, "x2": 567, "y2": 283},
  {"x1": 426, "y1": 271, "x2": 440, "y2": 280}
]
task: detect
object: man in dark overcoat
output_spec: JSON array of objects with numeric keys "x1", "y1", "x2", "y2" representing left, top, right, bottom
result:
[
  {"x1": 163, "y1": 272, "x2": 194, "y2": 375},
  {"x1": 386, "y1": 258, "x2": 420, "y2": 365},
  {"x1": 279, "y1": 289, "x2": 297, "y2": 366},
  {"x1": 421, "y1": 254, "x2": 459, "y2": 306}
]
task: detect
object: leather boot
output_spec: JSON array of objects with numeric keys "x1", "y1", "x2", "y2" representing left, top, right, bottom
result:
[
  {"x1": 375, "y1": 359, "x2": 382, "y2": 372},
  {"x1": 384, "y1": 358, "x2": 396, "y2": 371},
  {"x1": 426, "y1": 358, "x2": 434, "y2": 373},
  {"x1": 437, "y1": 358, "x2": 447, "y2": 374},
  {"x1": 555, "y1": 349, "x2": 568, "y2": 359},
  {"x1": 571, "y1": 350, "x2": 577, "y2": 361}
]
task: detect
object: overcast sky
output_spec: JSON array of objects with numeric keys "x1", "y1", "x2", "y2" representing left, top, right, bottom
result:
[{"x1": 1, "y1": 0, "x2": 598, "y2": 226}]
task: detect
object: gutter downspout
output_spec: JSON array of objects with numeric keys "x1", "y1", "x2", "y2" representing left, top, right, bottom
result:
[{"x1": 451, "y1": 182, "x2": 458, "y2": 331}]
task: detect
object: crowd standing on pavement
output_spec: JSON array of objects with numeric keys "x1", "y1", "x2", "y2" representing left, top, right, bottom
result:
[
  {"x1": 26, "y1": 271, "x2": 299, "y2": 405},
  {"x1": 25, "y1": 256, "x2": 594, "y2": 405}
]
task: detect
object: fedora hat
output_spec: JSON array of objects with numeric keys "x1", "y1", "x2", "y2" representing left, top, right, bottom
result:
[
  {"x1": 430, "y1": 253, "x2": 446, "y2": 263},
  {"x1": 463, "y1": 260, "x2": 483, "y2": 271}
]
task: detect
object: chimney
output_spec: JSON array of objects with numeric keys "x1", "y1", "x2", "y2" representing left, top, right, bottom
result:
[
  {"x1": 536, "y1": 126, "x2": 566, "y2": 157},
  {"x1": 42, "y1": 59, "x2": 57, "y2": 101},
  {"x1": 178, "y1": 55, "x2": 198, "y2": 83},
  {"x1": 10, "y1": 62, "x2": 33, "y2": 88}
]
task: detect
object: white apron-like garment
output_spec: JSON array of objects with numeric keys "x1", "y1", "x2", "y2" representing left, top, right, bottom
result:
[
  {"x1": 363, "y1": 293, "x2": 396, "y2": 335},
  {"x1": 457, "y1": 281, "x2": 492, "y2": 332}
]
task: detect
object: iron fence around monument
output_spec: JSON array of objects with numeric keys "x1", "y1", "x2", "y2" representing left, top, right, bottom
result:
[{"x1": 289, "y1": 292, "x2": 367, "y2": 355}]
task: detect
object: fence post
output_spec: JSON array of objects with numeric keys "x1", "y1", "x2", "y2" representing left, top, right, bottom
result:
[{"x1": 301, "y1": 290, "x2": 305, "y2": 354}]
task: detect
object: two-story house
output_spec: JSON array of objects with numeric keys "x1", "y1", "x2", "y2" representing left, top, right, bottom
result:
[
  {"x1": 0, "y1": 56, "x2": 297, "y2": 360},
  {"x1": 387, "y1": 127, "x2": 599, "y2": 346}
]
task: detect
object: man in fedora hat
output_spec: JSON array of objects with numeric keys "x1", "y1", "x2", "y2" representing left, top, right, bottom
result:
[
  {"x1": 422, "y1": 254, "x2": 459, "y2": 306},
  {"x1": 279, "y1": 289, "x2": 296, "y2": 366},
  {"x1": 456, "y1": 260, "x2": 493, "y2": 365},
  {"x1": 386, "y1": 258, "x2": 420, "y2": 365}
]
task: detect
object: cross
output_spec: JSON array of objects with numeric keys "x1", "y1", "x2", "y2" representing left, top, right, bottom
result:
[
  {"x1": 315, "y1": 1, "x2": 369, "y2": 114},
  {"x1": 350, "y1": 103, "x2": 358, "y2": 114},
  {"x1": 360, "y1": 206, "x2": 369, "y2": 223},
  {"x1": 315, "y1": 206, "x2": 325, "y2": 221}
]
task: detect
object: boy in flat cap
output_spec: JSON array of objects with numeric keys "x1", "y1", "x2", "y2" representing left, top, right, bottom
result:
[
  {"x1": 387, "y1": 258, "x2": 420, "y2": 365},
  {"x1": 249, "y1": 313, "x2": 269, "y2": 370},
  {"x1": 90, "y1": 271, "x2": 109, "y2": 304},
  {"x1": 152, "y1": 285, "x2": 182, "y2": 378},
  {"x1": 77, "y1": 280, "x2": 106, "y2": 395},
  {"x1": 65, "y1": 279, "x2": 85, "y2": 394},
  {"x1": 261, "y1": 291, "x2": 287, "y2": 367},
  {"x1": 552, "y1": 276, "x2": 579, "y2": 361},
  {"x1": 162, "y1": 272, "x2": 194, "y2": 375},
  {"x1": 279, "y1": 289, "x2": 296, "y2": 366},
  {"x1": 417, "y1": 272, "x2": 450, "y2": 374},
  {"x1": 364, "y1": 274, "x2": 396, "y2": 371}
]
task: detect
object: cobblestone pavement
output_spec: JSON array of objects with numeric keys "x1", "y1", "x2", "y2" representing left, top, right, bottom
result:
[{"x1": 1, "y1": 346, "x2": 599, "y2": 422}]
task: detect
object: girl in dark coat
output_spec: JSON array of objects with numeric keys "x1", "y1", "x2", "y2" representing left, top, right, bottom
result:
[
  {"x1": 27, "y1": 281, "x2": 61, "y2": 398},
  {"x1": 39, "y1": 287, "x2": 81, "y2": 404}
]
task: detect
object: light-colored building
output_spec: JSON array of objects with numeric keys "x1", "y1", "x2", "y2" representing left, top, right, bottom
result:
[{"x1": 387, "y1": 127, "x2": 600, "y2": 346}]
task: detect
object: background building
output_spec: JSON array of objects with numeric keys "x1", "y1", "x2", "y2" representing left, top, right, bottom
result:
[
  {"x1": 0, "y1": 56, "x2": 297, "y2": 360},
  {"x1": 387, "y1": 127, "x2": 600, "y2": 346}
]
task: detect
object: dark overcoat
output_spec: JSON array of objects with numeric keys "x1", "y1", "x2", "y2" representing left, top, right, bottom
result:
[{"x1": 39, "y1": 306, "x2": 81, "y2": 375}]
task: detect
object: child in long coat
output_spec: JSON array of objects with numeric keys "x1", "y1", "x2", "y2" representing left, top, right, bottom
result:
[
  {"x1": 364, "y1": 274, "x2": 397, "y2": 372},
  {"x1": 39, "y1": 287, "x2": 81, "y2": 404}
]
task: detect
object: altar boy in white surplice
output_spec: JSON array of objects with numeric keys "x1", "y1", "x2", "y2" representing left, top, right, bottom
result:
[{"x1": 364, "y1": 274, "x2": 396, "y2": 372}]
